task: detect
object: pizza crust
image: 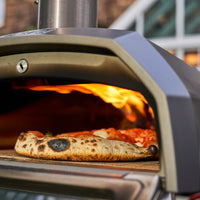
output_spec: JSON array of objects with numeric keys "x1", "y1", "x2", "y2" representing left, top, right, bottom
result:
[{"x1": 14, "y1": 132, "x2": 155, "y2": 161}]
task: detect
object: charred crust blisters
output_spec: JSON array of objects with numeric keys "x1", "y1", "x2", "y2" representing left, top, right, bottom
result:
[
  {"x1": 48, "y1": 139, "x2": 70, "y2": 152},
  {"x1": 18, "y1": 135, "x2": 24, "y2": 140},
  {"x1": 38, "y1": 144, "x2": 45, "y2": 151},
  {"x1": 18, "y1": 133, "x2": 26, "y2": 141},
  {"x1": 36, "y1": 139, "x2": 43, "y2": 144},
  {"x1": 72, "y1": 139, "x2": 77, "y2": 143}
]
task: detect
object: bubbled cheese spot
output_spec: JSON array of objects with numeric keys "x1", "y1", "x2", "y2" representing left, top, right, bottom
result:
[
  {"x1": 93, "y1": 130, "x2": 109, "y2": 139},
  {"x1": 135, "y1": 142, "x2": 143, "y2": 147}
]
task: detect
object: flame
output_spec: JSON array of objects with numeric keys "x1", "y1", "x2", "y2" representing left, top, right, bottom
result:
[{"x1": 27, "y1": 83, "x2": 154, "y2": 123}]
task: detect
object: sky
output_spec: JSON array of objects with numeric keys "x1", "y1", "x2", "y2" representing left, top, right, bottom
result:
[{"x1": 0, "y1": 0, "x2": 5, "y2": 27}]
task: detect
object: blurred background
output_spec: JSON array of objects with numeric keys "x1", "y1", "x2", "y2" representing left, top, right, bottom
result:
[{"x1": 0, "y1": 0, "x2": 200, "y2": 69}]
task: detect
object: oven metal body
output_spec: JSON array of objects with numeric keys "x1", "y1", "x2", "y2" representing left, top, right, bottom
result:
[
  {"x1": 0, "y1": 27, "x2": 200, "y2": 197},
  {"x1": 0, "y1": 159, "x2": 159, "y2": 200},
  {"x1": 37, "y1": 0, "x2": 98, "y2": 29}
]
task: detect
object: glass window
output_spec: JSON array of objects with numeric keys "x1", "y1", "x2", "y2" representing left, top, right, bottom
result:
[
  {"x1": 185, "y1": 0, "x2": 200, "y2": 34},
  {"x1": 144, "y1": 0, "x2": 176, "y2": 38}
]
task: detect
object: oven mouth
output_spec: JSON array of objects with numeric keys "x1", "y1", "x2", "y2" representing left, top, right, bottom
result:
[{"x1": 0, "y1": 78, "x2": 155, "y2": 149}]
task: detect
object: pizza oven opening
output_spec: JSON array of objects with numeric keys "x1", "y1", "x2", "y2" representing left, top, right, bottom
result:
[{"x1": 0, "y1": 78, "x2": 155, "y2": 148}]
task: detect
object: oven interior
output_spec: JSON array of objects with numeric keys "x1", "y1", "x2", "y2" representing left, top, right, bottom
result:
[
  {"x1": 0, "y1": 78, "x2": 155, "y2": 148},
  {"x1": 0, "y1": 76, "x2": 160, "y2": 200}
]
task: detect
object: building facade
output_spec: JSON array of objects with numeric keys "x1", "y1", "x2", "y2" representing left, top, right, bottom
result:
[
  {"x1": 0, "y1": 0, "x2": 38, "y2": 35},
  {"x1": 110, "y1": 0, "x2": 200, "y2": 69}
]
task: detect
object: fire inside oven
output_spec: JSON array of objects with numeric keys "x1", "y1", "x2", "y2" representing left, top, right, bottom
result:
[{"x1": 0, "y1": 78, "x2": 155, "y2": 149}]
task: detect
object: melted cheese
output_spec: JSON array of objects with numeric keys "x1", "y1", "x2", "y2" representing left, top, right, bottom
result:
[{"x1": 93, "y1": 130, "x2": 109, "y2": 139}]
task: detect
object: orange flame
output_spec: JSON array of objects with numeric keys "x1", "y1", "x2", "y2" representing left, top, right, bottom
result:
[{"x1": 27, "y1": 83, "x2": 154, "y2": 123}]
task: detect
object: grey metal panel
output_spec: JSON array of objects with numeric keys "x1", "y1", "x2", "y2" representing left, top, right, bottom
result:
[
  {"x1": 0, "y1": 28, "x2": 130, "y2": 40},
  {"x1": 113, "y1": 32, "x2": 200, "y2": 193},
  {"x1": 0, "y1": 160, "x2": 158, "y2": 200}
]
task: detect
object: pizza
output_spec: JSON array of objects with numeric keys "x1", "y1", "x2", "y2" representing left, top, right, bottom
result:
[{"x1": 14, "y1": 128, "x2": 158, "y2": 161}]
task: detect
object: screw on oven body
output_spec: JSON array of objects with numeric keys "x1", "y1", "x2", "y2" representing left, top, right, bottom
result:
[{"x1": 16, "y1": 59, "x2": 28, "y2": 73}]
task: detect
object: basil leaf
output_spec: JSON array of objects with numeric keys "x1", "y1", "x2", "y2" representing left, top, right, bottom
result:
[{"x1": 45, "y1": 131, "x2": 53, "y2": 137}]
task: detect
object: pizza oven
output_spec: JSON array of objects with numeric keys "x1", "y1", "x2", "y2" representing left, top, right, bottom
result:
[{"x1": 0, "y1": 0, "x2": 200, "y2": 199}]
